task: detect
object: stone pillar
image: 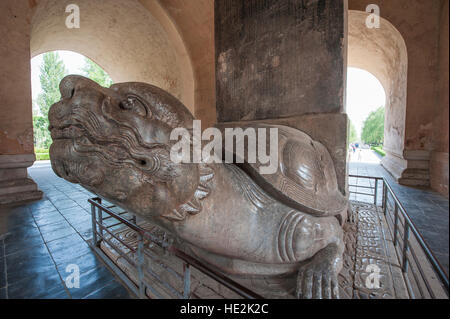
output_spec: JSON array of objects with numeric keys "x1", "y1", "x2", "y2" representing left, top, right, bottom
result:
[
  {"x1": 381, "y1": 150, "x2": 432, "y2": 187},
  {"x1": 214, "y1": 0, "x2": 348, "y2": 195},
  {"x1": 0, "y1": 1, "x2": 42, "y2": 204}
]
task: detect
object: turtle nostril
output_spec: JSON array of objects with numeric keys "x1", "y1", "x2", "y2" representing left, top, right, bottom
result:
[{"x1": 70, "y1": 88, "x2": 75, "y2": 99}]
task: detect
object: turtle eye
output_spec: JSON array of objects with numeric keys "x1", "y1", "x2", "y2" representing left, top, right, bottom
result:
[{"x1": 119, "y1": 96, "x2": 149, "y2": 117}]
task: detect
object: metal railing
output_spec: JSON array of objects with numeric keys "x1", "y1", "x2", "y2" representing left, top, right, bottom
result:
[
  {"x1": 349, "y1": 175, "x2": 449, "y2": 299},
  {"x1": 88, "y1": 197, "x2": 263, "y2": 299}
]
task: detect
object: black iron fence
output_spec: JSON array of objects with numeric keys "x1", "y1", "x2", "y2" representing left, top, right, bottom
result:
[
  {"x1": 349, "y1": 175, "x2": 449, "y2": 299},
  {"x1": 88, "y1": 197, "x2": 262, "y2": 299},
  {"x1": 87, "y1": 176, "x2": 449, "y2": 300}
]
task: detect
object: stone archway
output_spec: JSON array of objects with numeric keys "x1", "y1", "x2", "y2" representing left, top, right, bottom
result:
[
  {"x1": 31, "y1": 0, "x2": 195, "y2": 114},
  {"x1": 348, "y1": 10, "x2": 411, "y2": 184},
  {"x1": 0, "y1": 0, "x2": 215, "y2": 204}
]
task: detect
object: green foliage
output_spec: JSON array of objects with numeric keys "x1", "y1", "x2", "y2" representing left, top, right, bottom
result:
[
  {"x1": 33, "y1": 115, "x2": 52, "y2": 149},
  {"x1": 34, "y1": 147, "x2": 49, "y2": 161},
  {"x1": 36, "y1": 153, "x2": 50, "y2": 161},
  {"x1": 36, "y1": 52, "x2": 68, "y2": 117},
  {"x1": 34, "y1": 52, "x2": 67, "y2": 150},
  {"x1": 82, "y1": 58, "x2": 113, "y2": 87},
  {"x1": 348, "y1": 120, "x2": 359, "y2": 143},
  {"x1": 34, "y1": 147, "x2": 49, "y2": 153},
  {"x1": 32, "y1": 52, "x2": 112, "y2": 152},
  {"x1": 372, "y1": 146, "x2": 386, "y2": 157},
  {"x1": 361, "y1": 107, "x2": 385, "y2": 145}
]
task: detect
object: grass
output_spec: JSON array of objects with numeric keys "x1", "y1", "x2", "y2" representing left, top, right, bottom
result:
[
  {"x1": 36, "y1": 153, "x2": 50, "y2": 160},
  {"x1": 35, "y1": 147, "x2": 50, "y2": 161},
  {"x1": 371, "y1": 146, "x2": 386, "y2": 157}
]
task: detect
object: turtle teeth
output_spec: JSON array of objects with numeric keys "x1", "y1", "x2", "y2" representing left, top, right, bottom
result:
[
  {"x1": 162, "y1": 209, "x2": 186, "y2": 221},
  {"x1": 195, "y1": 185, "x2": 210, "y2": 199},
  {"x1": 178, "y1": 198, "x2": 201, "y2": 215},
  {"x1": 199, "y1": 165, "x2": 214, "y2": 182},
  {"x1": 188, "y1": 198, "x2": 201, "y2": 210}
]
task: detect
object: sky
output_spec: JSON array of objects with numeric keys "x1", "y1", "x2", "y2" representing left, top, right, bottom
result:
[
  {"x1": 31, "y1": 52, "x2": 386, "y2": 136},
  {"x1": 31, "y1": 50, "x2": 87, "y2": 102},
  {"x1": 346, "y1": 67, "x2": 386, "y2": 138}
]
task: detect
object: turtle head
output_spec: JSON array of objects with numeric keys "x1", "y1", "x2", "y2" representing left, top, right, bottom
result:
[{"x1": 48, "y1": 75, "x2": 199, "y2": 218}]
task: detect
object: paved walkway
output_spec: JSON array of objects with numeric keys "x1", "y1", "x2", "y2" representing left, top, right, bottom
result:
[
  {"x1": 349, "y1": 149, "x2": 449, "y2": 276},
  {"x1": 0, "y1": 161, "x2": 133, "y2": 299}
]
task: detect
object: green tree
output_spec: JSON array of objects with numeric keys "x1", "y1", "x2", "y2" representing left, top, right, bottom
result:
[
  {"x1": 36, "y1": 52, "x2": 68, "y2": 117},
  {"x1": 34, "y1": 52, "x2": 67, "y2": 149},
  {"x1": 348, "y1": 120, "x2": 359, "y2": 143},
  {"x1": 361, "y1": 107, "x2": 385, "y2": 145},
  {"x1": 33, "y1": 115, "x2": 52, "y2": 148},
  {"x1": 82, "y1": 58, "x2": 113, "y2": 87}
]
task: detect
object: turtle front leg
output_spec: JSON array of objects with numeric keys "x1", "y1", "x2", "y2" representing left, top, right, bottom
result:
[
  {"x1": 292, "y1": 216, "x2": 344, "y2": 299},
  {"x1": 295, "y1": 244, "x2": 343, "y2": 299}
]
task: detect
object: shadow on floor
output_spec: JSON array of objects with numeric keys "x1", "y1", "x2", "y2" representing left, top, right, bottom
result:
[{"x1": 0, "y1": 161, "x2": 133, "y2": 299}]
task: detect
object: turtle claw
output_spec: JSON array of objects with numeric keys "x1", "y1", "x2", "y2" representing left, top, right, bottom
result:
[{"x1": 295, "y1": 245, "x2": 341, "y2": 299}]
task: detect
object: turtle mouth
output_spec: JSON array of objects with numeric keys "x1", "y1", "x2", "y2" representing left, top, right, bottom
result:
[{"x1": 50, "y1": 123, "x2": 86, "y2": 140}]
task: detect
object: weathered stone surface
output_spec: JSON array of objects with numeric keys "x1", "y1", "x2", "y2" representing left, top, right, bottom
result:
[
  {"x1": 0, "y1": 2, "x2": 34, "y2": 156},
  {"x1": 216, "y1": 113, "x2": 349, "y2": 195},
  {"x1": 0, "y1": 154, "x2": 42, "y2": 204},
  {"x1": 214, "y1": 0, "x2": 348, "y2": 197},
  {"x1": 49, "y1": 75, "x2": 347, "y2": 298},
  {"x1": 215, "y1": 0, "x2": 346, "y2": 122}
]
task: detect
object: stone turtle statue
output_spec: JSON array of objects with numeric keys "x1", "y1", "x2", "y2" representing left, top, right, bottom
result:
[{"x1": 48, "y1": 75, "x2": 347, "y2": 299}]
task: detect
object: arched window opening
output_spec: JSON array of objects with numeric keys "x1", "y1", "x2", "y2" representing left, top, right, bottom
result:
[
  {"x1": 31, "y1": 50, "x2": 113, "y2": 160},
  {"x1": 347, "y1": 10, "x2": 408, "y2": 178},
  {"x1": 347, "y1": 67, "x2": 386, "y2": 163}
]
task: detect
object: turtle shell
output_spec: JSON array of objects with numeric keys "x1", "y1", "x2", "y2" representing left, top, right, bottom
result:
[{"x1": 224, "y1": 124, "x2": 347, "y2": 217}]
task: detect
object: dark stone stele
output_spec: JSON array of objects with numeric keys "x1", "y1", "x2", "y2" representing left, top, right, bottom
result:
[
  {"x1": 48, "y1": 75, "x2": 348, "y2": 299},
  {"x1": 215, "y1": 0, "x2": 346, "y2": 122}
]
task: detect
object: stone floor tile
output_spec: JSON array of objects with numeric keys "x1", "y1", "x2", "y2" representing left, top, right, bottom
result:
[
  {"x1": 7, "y1": 269, "x2": 66, "y2": 299},
  {"x1": 41, "y1": 226, "x2": 77, "y2": 243},
  {"x1": 39, "y1": 219, "x2": 77, "y2": 241},
  {"x1": 52, "y1": 200, "x2": 79, "y2": 210},
  {"x1": 4, "y1": 233, "x2": 45, "y2": 256},
  {"x1": 33, "y1": 210, "x2": 65, "y2": 227},
  {"x1": 64, "y1": 213, "x2": 91, "y2": 227},
  {"x1": 3, "y1": 224, "x2": 41, "y2": 247},
  {"x1": 66, "y1": 265, "x2": 116, "y2": 299},
  {"x1": 0, "y1": 257, "x2": 5, "y2": 288},
  {"x1": 29, "y1": 200, "x2": 57, "y2": 212},
  {"x1": 83, "y1": 279, "x2": 132, "y2": 299},
  {"x1": 6, "y1": 245, "x2": 55, "y2": 284},
  {"x1": 56, "y1": 252, "x2": 105, "y2": 279},
  {"x1": 46, "y1": 234, "x2": 92, "y2": 265}
]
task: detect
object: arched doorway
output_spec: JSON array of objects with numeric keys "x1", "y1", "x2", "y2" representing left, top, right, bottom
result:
[
  {"x1": 348, "y1": 10, "x2": 409, "y2": 182},
  {"x1": 31, "y1": 50, "x2": 114, "y2": 160},
  {"x1": 30, "y1": 0, "x2": 195, "y2": 114},
  {"x1": 346, "y1": 67, "x2": 387, "y2": 164}
]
